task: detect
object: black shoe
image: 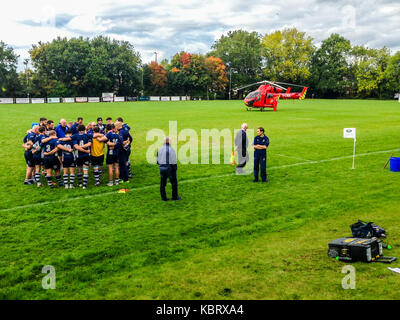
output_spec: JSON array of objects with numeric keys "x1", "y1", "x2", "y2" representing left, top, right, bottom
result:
[
  {"x1": 172, "y1": 197, "x2": 182, "y2": 201},
  {"x1": 162, "y1": 198, "x2": 169, "y2": 202},
  {"x1": 253, "y1": 180, "x2": 259, "y2": 183}
]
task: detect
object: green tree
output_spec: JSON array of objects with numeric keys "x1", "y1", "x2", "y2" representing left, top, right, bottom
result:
[
  {"x1": 0, "y1": 41, "x2": 21, "y2": 97},
  {"x1": 208, "y1": 30, "x2": 263, "y2": 90},
  {"x1": 262, "y1": 28, "x2": 315, "y2": 84},
  {"x1": 29, "y1": 36, "x2": 142, "y2": 97},
  {"x1": 351, "y1": 46, "x2": 390, "y2": 98},
  {"x1": 384, "y1": 51, "x2": 400, "y2": 98},
  {"x1": 310, "y1": 34, "x2": 353, "y2": 98}
]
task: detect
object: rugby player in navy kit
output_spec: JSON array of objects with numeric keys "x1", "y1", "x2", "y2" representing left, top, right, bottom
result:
[
  {"x1": 105, "y1": 124, "x2": 122, "y2": 186},
  {"x1": 57, "y1": 130, "x2": 76, "y2": 188},
  {"x1": 62, "y1": 124, "x2": 92, "y2": 189},
  {"x1": 42, "y1": 130, "x2": 63, "y2": 188},
  {"x1": 31, "y1": 126, "x2": 47, "y2": 187},
  {"x1": 116, "y1": 117, "x2": 132, "y2": 178},
  {"x1": 22, "y1": 125, "x2": 38, "y2": 185},
  {"x1": 94, "y1": 123, "x2": 122, "y2": 186},
  {"x1": 115, "y1": 122, "x2": 131, "y2": 183}
]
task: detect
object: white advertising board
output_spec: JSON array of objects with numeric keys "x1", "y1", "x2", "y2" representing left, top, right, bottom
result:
[
  {"x1": 150, "y1": 96, "x2": 160, "y2": 101},
  {"x1": 88, "y1": 97, "x2": 100, "y2": 103},
  {"x1": 102, "y1": 92, "x2": 114, "y2": 102},
  {"x1": 31, "y1": 98, "x2": 45, "y2": 104},
  {"x1": 161, "y1": 96, "x2": 170, "y2": 101},
  {"x1": 76, "y1": 97, "x2": 88, "y2": 103},
  {"x1": 114, "y1": 96, "x2": 125, "y2": 102},
  {"x1": 171, "y1": 96, "x2": 180, "y2": 101},
  {"x1": 48, "y1": 97, "x2": 60, "y2": 103},
  {"x1": 0, "y1": 98, "x2": 14, "y2": 104},
  {"x1": 16, "y1": 98, "x2": 30, "y2": 104},
  {"x1": 63, "y1": 98, "x2": 75, "y2": 103}
]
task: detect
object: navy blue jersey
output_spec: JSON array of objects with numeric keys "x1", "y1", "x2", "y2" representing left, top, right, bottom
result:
[
  {"x1": 253, "y1": 135, "x2": 270, "y2": 157},
  {"x1": 97, "y1": 124, "x2": 106, "y2": 134},
  {"x1": 32, "y1": 134, "x2": 46, "y2": 158},
  {"x1": 57, "y1": 140, "x2": 75, "y2": 160},
  {"x1": 118, "y1": 128, "x2": 132, "y2": 152},
  {"x1": 70, "y1": 122, "x2": 79, "y2": 135},
  {"x1": 42, "y1": 139, "x2": 59, "y2": 158},
  {"x1": 24, "y1": 132, "x2": 36, "y2": 146},
  {"x1": 105, "y1": 132, "x2": 122, "y2": 156},
  {"x1": 71, "y1": 133, "x2": 92, "y2": 158},
  {"x1": 123, "y1": 123, "x2": 131, "y2": 131}
]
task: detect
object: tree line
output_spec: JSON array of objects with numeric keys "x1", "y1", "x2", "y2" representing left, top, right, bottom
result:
[{"x1": 1, "y1": 29, "x2": 400, "y2": 99}]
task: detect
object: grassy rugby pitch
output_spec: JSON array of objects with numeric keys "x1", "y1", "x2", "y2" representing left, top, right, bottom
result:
[{"x1": 1, "y1": 99, "x2": 400, "y2": 300}]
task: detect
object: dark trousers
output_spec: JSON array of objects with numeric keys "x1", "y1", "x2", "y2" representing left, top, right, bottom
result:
[
  {"x1": 236, "y1": 151, "x2": 249, "y2": 168},
  {"x1": 160, "y1": 167, "x2": 178, "y2": 200},
  {"x1": 119, "y1": 151, "x2": 129, "y2": 181},
  {"x1": 254, "y1": 155, "x2": 267, "y2": 181}
]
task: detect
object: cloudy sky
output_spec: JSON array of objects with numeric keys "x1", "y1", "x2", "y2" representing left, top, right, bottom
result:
[{"x1": 1, "y1": 0, "x2": 400, "y2": 71}]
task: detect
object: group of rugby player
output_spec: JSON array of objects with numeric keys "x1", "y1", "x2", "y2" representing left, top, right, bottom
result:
[{"x1": 22, "y1": 117, "x2": 132, "y2": 189}]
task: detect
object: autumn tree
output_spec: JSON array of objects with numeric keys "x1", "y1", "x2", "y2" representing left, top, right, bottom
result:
[
  {"x1": 204, "y1": 56, "x2": 228, "y2": 95},
  {"x1": 148, "y1": 61, "x2": 167, "y2": 95},
  {"x1": 262, "y1": 28, "x2": 315, "y2": 84}
]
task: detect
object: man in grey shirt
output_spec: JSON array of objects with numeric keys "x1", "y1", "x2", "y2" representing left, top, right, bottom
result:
[
  {"x1": 157, "y1": 137, "x2": 181, "y2": 201},
  {"x1": 234, "y1": 123, "x2": 249, "y2": 174}
]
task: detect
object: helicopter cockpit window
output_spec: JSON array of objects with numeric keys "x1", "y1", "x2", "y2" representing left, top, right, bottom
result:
[{"x1": 246, "y1": 91, "x2": 260, "y2": 99}]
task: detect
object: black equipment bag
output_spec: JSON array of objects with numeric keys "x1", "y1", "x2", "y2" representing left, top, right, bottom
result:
[
  {"x1": 350, "y1": 220, "x2": 386, "y2": 238},
  {"x1": 328, "y1": 238, "x2": 396, "y2": 263}
]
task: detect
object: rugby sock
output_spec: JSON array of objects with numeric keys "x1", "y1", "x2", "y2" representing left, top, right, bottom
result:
[
  {"x1": 63, "y1": 174, "x2": 69, "y2": 186},
  {"x1": 56, "y1": 175, "x2": 62, "y2": 186},
  {"x1": 77, "y1": 172, "x2": 83, "y2": 185},
  {"x1": 115, "y1": 178, "x2": 119, "y2": 185},
  {"x1": 46, "y1": 176, "x2": 53, "y2": 187},
  {"x1": 35, "y1": 172, "x2": 41, "y2": 184},
  {"x1": 83, "y1": 174, "x2": 89, "y2": 188},
  {"x1": 94, "y1": 170, "x2": 101, "y2": 184},
  {"x1": 127, "y1": 161, "x2": 132, "y2": 177},
  {"x1": 70, "y1": 174, "x2": 75, "y2": 186}
]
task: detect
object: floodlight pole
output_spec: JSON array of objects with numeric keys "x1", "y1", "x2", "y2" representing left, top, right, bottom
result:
[
  {"x1": 229, "y1": 69, "x2": 232, "y2": 100},
  {"x1": 229, "y1": 68, "x2": 235, "y2": 100}
]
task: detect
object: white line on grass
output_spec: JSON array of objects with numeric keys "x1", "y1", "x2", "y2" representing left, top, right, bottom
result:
[
  {"x1": 1, "y1": 148, "x2": 399, "y2": 213},
  {"x1": 273, "y1": 153, "x2": 313, "y2": 162}
]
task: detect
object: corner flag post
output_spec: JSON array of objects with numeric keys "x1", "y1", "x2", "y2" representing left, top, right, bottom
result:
[
  {"x1": 344, "y1": 128, "x2": 357, "y2": 170},
  {"x1": 352, "y1": 137, "x2": 356, "y2": 170}
]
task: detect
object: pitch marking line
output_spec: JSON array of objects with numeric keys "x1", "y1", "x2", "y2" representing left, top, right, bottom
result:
[
  {"x1": 273, "y1": 153, "x2": 313, "y2": 162},
  {"x1": 1, "y1": 148, "x2": 399, "y2": 213}
]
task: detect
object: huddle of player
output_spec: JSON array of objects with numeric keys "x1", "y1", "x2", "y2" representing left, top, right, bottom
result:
[{"x1": 22, "y1": 117, "x2": 132, "y2": 189}]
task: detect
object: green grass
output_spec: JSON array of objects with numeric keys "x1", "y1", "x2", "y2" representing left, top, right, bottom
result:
[{"x1": 0, "y1": 99, "x2": 400, "y2": 300}]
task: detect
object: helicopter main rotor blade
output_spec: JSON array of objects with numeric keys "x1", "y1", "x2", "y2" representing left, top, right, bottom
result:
[
  {"x1": 265, "y1": 81, "x2": 287, "y2": 91},
  {"x1": 273, "y1": 81, "x2": 307, "y2": 88},
  {"x1": 234, "y1": 81, "x2": 266, "y2": 91}
]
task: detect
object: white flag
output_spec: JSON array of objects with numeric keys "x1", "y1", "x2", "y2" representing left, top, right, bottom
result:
[{"x1": 344, "y1": 128, "x2": 356, "y2": 139}]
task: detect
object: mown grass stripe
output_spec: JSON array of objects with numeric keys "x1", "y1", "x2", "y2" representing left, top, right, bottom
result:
[{"x1": 1, "y1": 147, "x2": 398, "y2": 213}]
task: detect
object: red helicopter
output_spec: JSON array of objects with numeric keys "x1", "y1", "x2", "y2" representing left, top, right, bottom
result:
[{"x1": 234, "y1": 81, "x2": 308, "y2": 111}]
